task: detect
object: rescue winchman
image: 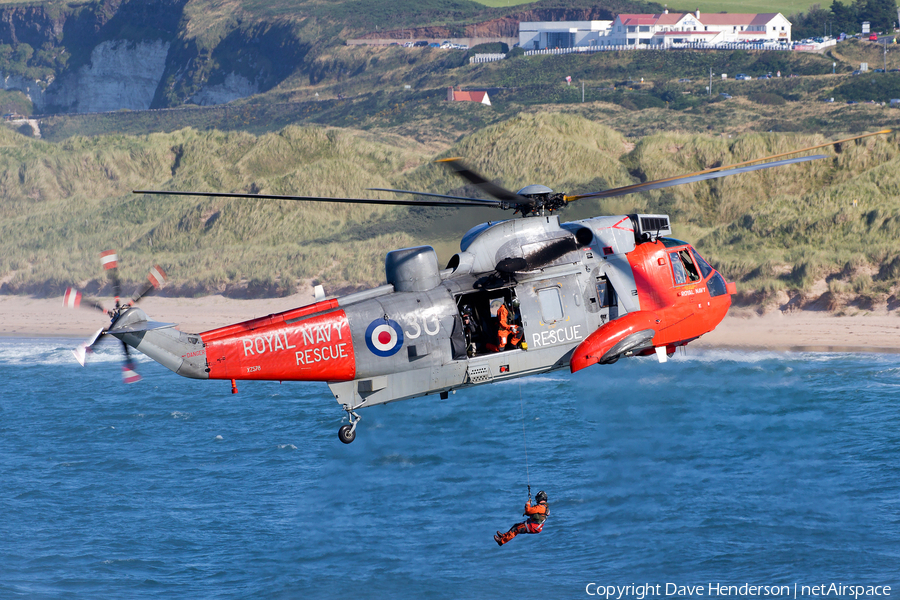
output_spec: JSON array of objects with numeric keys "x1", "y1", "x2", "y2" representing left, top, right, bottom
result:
[
  {"x1": 494, "y1": 490, "x2": 548, "y2": 546},
  {"x1": 496, "y1": 298, "x2": 522, "y2": 350}
]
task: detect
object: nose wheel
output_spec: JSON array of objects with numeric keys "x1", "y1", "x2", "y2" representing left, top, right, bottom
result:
[
  {"x1": 338, "y1": 424, "x2": 356, "y2": 444},
  {"x1": 338, "y1": 405, "x2": 362, "y2": 444}
]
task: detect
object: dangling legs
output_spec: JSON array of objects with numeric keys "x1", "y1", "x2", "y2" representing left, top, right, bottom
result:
[{"x1": 495, "y1": 522, "x2": 528, "y2": 545}]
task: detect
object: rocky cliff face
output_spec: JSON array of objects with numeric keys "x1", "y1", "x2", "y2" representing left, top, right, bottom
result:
[
  {"x1": 42, "y1": 40, "x2": 170, "y2": 113},
  {"x1": 0, "y1": 74, "x2": 46, "y2": 109},
  {"x1": 0, "y1": 0, "x2": 309, "y2": 115},
  {"x1": 190, "y1": 73, "x2": 260, "y2": 106}
]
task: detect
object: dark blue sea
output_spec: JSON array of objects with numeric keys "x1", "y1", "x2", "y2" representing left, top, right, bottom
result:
[{"x1": 1, "y1": 337, "x2": 898, "y2": 599}]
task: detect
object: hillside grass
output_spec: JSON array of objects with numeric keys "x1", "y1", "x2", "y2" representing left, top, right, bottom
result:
[
  {"x1": 663, "y1": 0, "x2": 823, "y2": 16},
  {"x1": 2, "y1": 113, "x2": 900, "y2": 312},
  {"x1": 0, "y1": 125, "x2": 429, "y2": 296}
]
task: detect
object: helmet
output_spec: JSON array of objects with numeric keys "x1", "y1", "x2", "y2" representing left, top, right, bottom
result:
[
  {"x1": 510, "y1": 298, "x2": 520, "y2": 308},
  {"x1": 535, "y1": 490, "x2": 547, "y2": 503}
]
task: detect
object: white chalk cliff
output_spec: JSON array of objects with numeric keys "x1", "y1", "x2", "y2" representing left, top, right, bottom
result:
[
  {"x1": 0, "y1": 75, "x2": 48, "y2": 112},
  {"x1": 190, "y1": 72, "x2": 258, "y2": 106},
  {"x1": 44, "y1": 39, "x2": 170, "y2": 113}
]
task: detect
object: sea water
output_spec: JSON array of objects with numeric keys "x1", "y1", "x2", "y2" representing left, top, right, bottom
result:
[{"x1": 0, "y1": 338, "x2": 898, "y2": 599}]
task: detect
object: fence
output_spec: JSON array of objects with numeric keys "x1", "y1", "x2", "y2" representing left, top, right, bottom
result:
[
  {"x1": 523, "y1": 41, "x2": 799, "y2": 56},
  {"x1": 469, "y1": 53, "x2": 507, "y2": 64}
]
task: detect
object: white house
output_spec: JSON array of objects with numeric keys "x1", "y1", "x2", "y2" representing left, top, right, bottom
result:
[
  {"x1": 607, "y1": 11, "x2": 791, "y2": 47},
  {"x1": 518, "y1": 20, "x2": 614, "y2": 50},
  {"x1": 519, "y1": 12, "x2": 791, "y2": 50}
]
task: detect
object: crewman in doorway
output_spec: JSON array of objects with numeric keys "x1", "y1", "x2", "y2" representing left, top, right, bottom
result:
[
  {"x1": 496, "y1": 299, "x2": 523, "y2": 350},
  {"x1": 494, "y1": 490, "x2": 548, "y2": 546}
]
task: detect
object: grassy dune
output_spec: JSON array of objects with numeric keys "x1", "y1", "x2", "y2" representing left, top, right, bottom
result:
[
  {"x1": 1, "y1": 113, "x2": 899, "y2": 312},
  {"x1": 0, "y1": 125, "x2": 428, "y2": 296}
]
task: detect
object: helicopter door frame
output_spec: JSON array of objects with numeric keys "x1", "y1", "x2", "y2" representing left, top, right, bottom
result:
[{"x1": 453, "y1": 286, "x2": 521, "y2": 359}]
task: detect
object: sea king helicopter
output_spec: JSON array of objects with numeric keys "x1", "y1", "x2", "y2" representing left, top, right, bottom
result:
[{"x1": 65, "y1": 130, "x2": 888, "y2": 443}]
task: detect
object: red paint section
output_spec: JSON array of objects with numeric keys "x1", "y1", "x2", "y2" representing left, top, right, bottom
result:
[
  {"x1": 628, "y1": 241, "x2": 677, "y2": 312},
  {"x1": 202, "y1": 302, "x2": 356, "y2": 382},
  {"x1": 627, "y1": 240, "x2": 734, "y2": 347},
  {"x1": 570, "y1": 240, "x2": 736, "y2": 372},
  {"x1": 570, "y1": 310, "x2": 661, "y2": 373},
  {"x1": 201, "y1": 299, "x2": 340, "y2": 343}
]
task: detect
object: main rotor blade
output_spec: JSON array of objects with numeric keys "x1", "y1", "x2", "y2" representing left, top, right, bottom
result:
[
  {"x1": 367, "y1": 187, "x2": 501, "y2": 205},
  {"x1": 569, "y1": 154, "x2": 827, "y2": 201},
  {"x1": 566, "y1": 129, "x2": 892, "y2": 203},
  {"x1": 436, "y1": 158, "x2": 533, "y2": 205},
  {"x1": 133, "y1": 190, "x2": 501, "y2": 209}
]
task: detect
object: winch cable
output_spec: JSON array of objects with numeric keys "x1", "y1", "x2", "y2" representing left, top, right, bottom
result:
[{"x1": 519, "y1": 381, "x2": 531, "y2": 500}]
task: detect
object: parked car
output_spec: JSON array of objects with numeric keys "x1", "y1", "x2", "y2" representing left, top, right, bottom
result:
[
  {"x1": 869, "y1": 33, "x2": 878, "y2": 41},
  {"x1": 847, "y1": 100, "x2": 858, "y2": 104},
  {"x1": 428, "y1": 43, "x2": 440, "y2": 48},
  {"x1": 757, "y1": 75, "x2": 770, "y2": 79},
  {"x1": 874, "y1": 68, "x2": 885, "y2": 73},
  {"x1": 678, "y1": 78, "x2": 691, "y2": 83},
  {"x1": 719, "y1": 93, "x2": 732, "y2": 99},
  {"x1": 735, "y1": 73, "x2": 750, "y2": 80},
  {"x1": 413, "y1": 40, "x2": 428, "y2": 47}
]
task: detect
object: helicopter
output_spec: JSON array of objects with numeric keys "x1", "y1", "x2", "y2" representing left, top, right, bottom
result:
[{"x1": 64, "y1": 130, "x2": 889, "y2": 443}]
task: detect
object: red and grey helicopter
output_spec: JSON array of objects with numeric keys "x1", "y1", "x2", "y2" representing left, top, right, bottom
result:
[{"x1": 65, "y1": 130, "x2": 888, "y2": 443}]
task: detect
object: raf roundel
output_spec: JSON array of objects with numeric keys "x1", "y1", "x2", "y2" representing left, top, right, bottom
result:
[{"x1": 365, "y1": 318, "x2": 404, "y2": 357}]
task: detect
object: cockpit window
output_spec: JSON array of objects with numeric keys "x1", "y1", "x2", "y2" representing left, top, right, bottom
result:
[
  {"x1": 670, "y1": 250, "x2": 701, "y2": 285},
  {"x1": 692, "y1": 250, "x2": 713, "y2": 279}
]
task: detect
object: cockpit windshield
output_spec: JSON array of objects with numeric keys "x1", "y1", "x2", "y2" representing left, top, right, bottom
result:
[{"x1": 692, "y1": 249, "x2": 713, "y2": 279}]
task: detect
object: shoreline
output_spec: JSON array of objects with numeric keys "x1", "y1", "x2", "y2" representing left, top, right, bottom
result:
[{"x1": 3, "y1": 294, "x2": 900, "y2": 353}]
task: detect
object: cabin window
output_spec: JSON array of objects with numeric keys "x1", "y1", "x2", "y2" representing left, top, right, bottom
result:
[
  {"x1": 670, "y1": 250, "x2": 701, "y2": 285},
  {"x1": 537, "y1": 287, "x2": 564, "y2": 323}
]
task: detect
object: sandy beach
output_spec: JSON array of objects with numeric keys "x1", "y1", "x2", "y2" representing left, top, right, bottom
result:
[{"x1": 2, "y1": 293, "x2": 900, "y2": 352}]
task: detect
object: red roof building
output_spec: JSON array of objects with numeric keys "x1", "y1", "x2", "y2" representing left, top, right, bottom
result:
[
  {"x1": 447, "y1": 89, "x2": 492, "y2": 105},
  {"x1": 609, "y1": 11, "x2": 791, "y2": 47}
]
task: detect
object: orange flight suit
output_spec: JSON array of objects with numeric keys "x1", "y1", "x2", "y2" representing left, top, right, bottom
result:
[
  {"x1": 497, "y1": 303, "x2": 523, "y2": 349},
  {"x1": 495, "y1": 499, "x2": 548, "y2": 545}
]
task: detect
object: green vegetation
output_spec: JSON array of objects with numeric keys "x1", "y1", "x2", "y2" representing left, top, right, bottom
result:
[
  {"x1": 665, "y1": 0, "x2": 823, "y2": 14},
  {"x1": 2, "y1": 112, "x2": 900, "y2": 313},
  {"x1": 0, "y1": 125, "x2": 428, "y2": 296}
]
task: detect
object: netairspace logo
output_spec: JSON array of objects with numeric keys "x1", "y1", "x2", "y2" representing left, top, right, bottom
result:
[{"x1": 584, "y1": 583, "x2": 892, "y2": 599}]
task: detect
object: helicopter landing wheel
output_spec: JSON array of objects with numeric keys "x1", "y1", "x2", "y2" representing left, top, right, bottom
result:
[
  {"x1": 338, "y1": 424, "x2": 356, "y2": 444},
  {"x1": 338, "y1": 404, "x2": 362, "y2": 444}
]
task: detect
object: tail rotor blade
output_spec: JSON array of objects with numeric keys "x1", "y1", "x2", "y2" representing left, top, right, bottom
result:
[
  {"x1": 71, "y1": 327, "x2": 104, "y2": 366},
  {"x1": 121, "y1": 341, "x2": 141, "y2": 384},
  {"x1": 101, "y1": 249, "x2": 122, "y2": 302},
  {"x1": 63, "y1": 287, "x2": 106, "y2": 313},
  {"x1": 130, "y1": 265, "x2": 167, "y2": 305}
]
